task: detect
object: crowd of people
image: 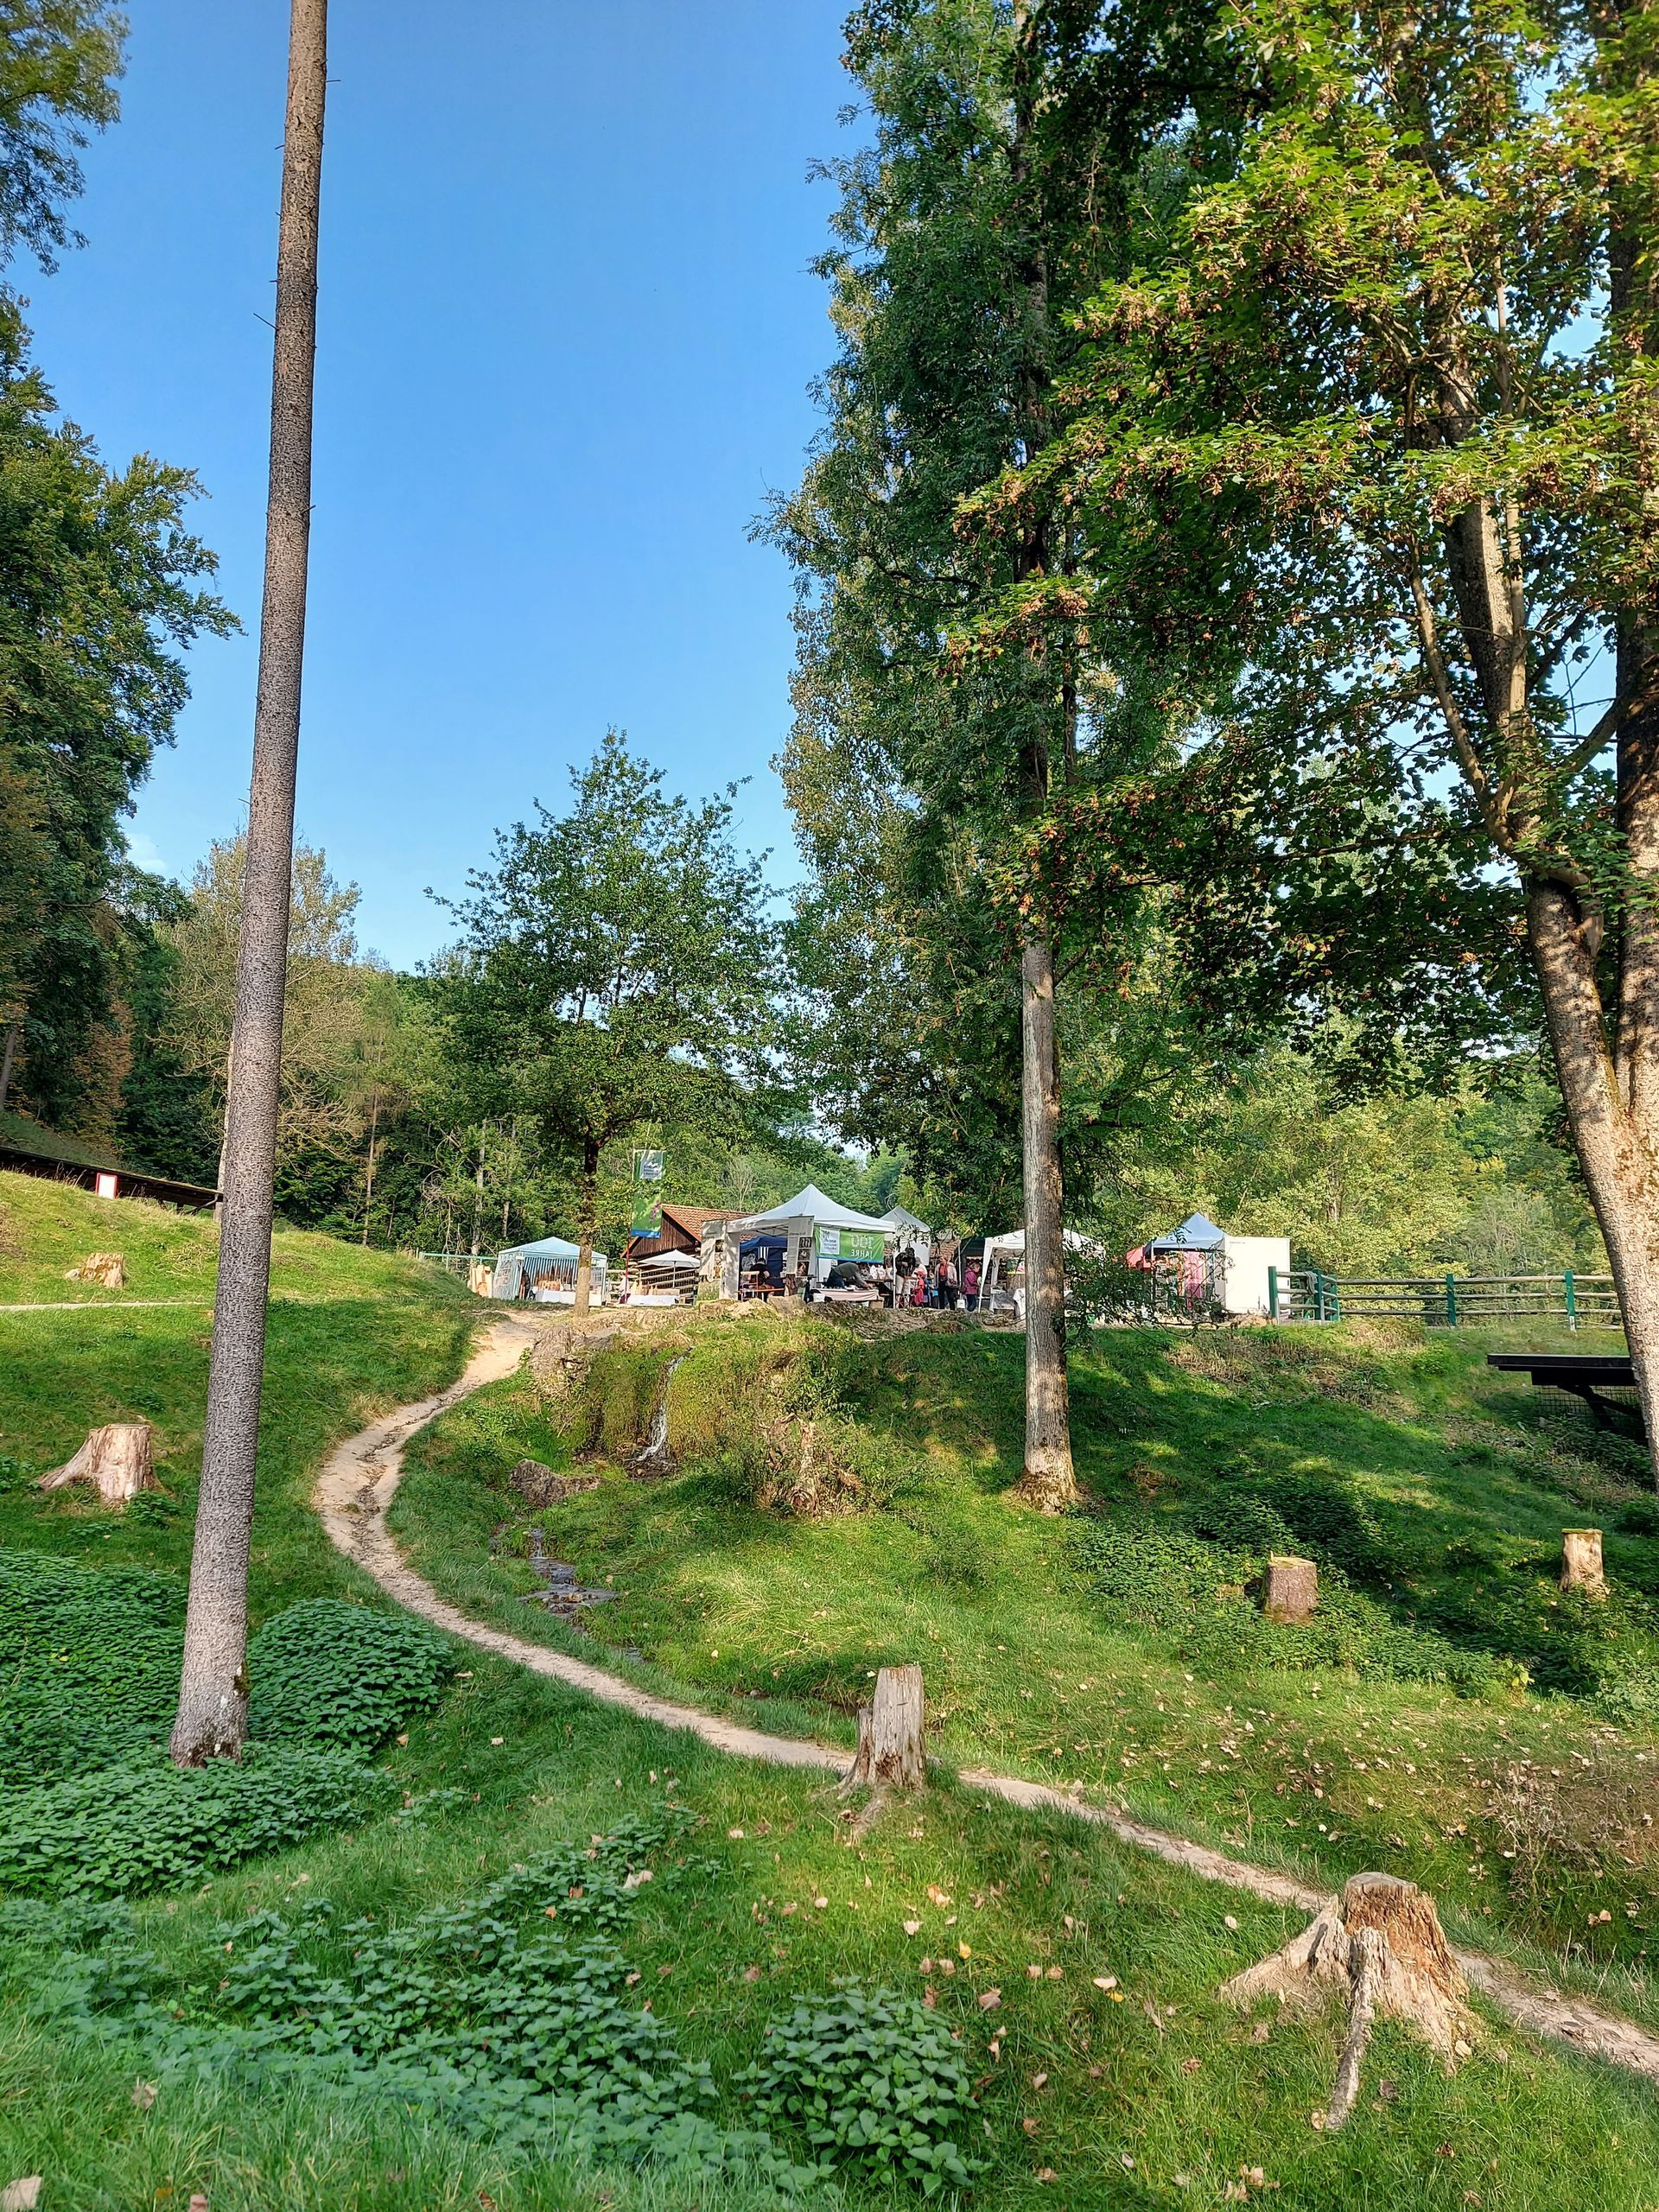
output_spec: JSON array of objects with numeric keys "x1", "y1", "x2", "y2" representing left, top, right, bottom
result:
[{"x1": 735, "y1": 1234, "x2": 1000, "y2": 1311}]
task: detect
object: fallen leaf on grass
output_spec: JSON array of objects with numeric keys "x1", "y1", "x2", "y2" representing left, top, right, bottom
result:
[
  {"x1": 927, "y1": 1885, "x2": 952, "y2": 1906},
  {"x1": 1, "y1": 2183, "x2": 41, "y2": 2212},
  {"x1": 977, "y1": 1988, "x2": 1001, "y2": 2011},
  {"x1": 1181, "y1": 2056, "x2": 1201, "y2": 2075},
  {"x1": 1021, "y1": 2118, "x2": 1039, "y2": 2137},
  {"x1": 743, "y1": 1966, "x2": 760, "y2": 1982},
  {"x1": 1032, "y1": 2071, "x2": 1049, "y2": 2090},
  {"x1": 1035, "y1": 2169, "x2": 1059, "y2": 2183},
  {"x1": 132, "y1": 2077, "x2": 157, "y2": 2109},
  {"x1": 1092, "y1": 1974, "x2": 1117, "y2": 1992},
  {"x1": 903, "y1": 1919, "x2": 922, "y2": 1936}
]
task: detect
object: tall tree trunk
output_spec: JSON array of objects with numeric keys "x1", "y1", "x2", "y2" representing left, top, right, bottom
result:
[
  {"x1": 469, "y1": 1122, "x2": 486, "y2": 1257},
  {"x1": 1528, "y1": 881, "x2": 1659, "y2": 1469},
  {"x1": 170, "y1": 0, "x2": 327, "y2": 1767},
  {"x1": 1007, "y1": 0, "x2": 1076, "y2": 1510},
  {"x1": 1018, "y1": 929, "x2": 1076, "y2": 1507},
  {"x1": 360, "y1": 1093, "x2": 378, "y2": 1245},
  {"x1": 574, "y1": 1141, "x2": 599, "y2": 1313},
  {"x1": 0, "y1": 1017, "x2": 17, "y2": 1116}
]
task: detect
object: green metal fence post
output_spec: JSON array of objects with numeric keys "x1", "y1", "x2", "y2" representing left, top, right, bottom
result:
[
  {"x1": 1564, "y1": 1268, "x2": 1577, "y2": 1332},
  {"x1": 1268, "y1": 1265, "x2": 1280, "y2": 1321},
  {"x1": 1332, "y1": 1275, "x2": 1342, "y2": 1322},
  {"x1": 1445, "y1": 1273, "x2": 1458, "y2": 1327}
]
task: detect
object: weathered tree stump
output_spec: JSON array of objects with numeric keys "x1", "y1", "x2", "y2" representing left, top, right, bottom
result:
[
  {"x1": 843, "y1": 1663, "x2": 926, "y2": 1790},
  {"x1": 1561, "y1": 1528, "x2": 1606, "y2": 1598},
  {"x1": 1263, "y1": 1554, "x2": 1319, "y2": 1623},
  {"x1": 1222, "y1": 1872, "x2": 1475, "y2": 2127},
  {"x1": 64, "y1": 1251, "x2": 124, "y2": 1288},
  {"x1": 509, "y1": 1459, "x2": 601, "y2": 1508},
  {"x1": 37, "y1": 1423, "x2": 156, "y2": 1504}
]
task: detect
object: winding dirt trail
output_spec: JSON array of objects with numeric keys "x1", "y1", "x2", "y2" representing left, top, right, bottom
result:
[{"x1": 316, "y1": 1315, "x2": 1659, "y2": 2090}]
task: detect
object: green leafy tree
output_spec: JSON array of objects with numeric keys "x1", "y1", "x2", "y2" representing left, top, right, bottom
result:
[
  {"x1": 970, "y1": 0, "x2": 1659, "y2": 1464},
  {"x1": 0, "y1": 3, "x2": 231, "y2": 1128},
  {"x1": 775, "y1": 0, "x2": 1199, "y2": 1507},
  {"x1": 442, "y1": 733, "x2": 778, "y2": 1312}
]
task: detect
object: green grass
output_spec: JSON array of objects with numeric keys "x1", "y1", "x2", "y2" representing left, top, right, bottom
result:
[
  {"x1": 390, "y1": 1310, "x2": 1659, "y2": 2005},
  {"x1": 9, "y1": 1181, "x2": 1659, "y2": 2209}
]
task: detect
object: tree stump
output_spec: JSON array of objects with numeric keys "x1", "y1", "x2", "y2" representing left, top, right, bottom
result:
[
  {"x1": 843, "y1": 1663, "x2": 926, "y2": 1790},
  {"x1": 1561, "y1": 1528, "x2": 1606, "y2": 1598},
  {"x1": 1222, "y1": 1872, "x2": 1475, "y2": 2127},
  {"x1": 509, "y1": 1459, "x2": 600, "y2": 1508},
  {"x1": 1263, "y1": 1554, "x2": 1319, "y2": 1623},
  {"x1": 64, "y1": 1252, "x2": 124, "y2": 1289},
  {"x1": 37, "y1": 1423, "x2": 156, "y2": 1504}
]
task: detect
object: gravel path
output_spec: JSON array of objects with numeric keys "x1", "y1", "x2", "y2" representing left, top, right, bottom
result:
[{"x1": 315, "y1": 1314, "x2": 1659, "y2": 2090}]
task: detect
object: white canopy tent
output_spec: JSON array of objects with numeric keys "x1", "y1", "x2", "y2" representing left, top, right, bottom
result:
[
  {"x1": 880, "y1": 1203, "x2": 932, "y2": 1260},
  {"x1": 705, "y1": 1183, "x2": 896, "y2": 1298}
]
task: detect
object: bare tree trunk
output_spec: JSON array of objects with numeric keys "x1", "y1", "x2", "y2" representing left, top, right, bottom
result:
[
  {"x1": 469, "y1": 1122, "x2": 486, "y2": 1259},
  {"x1": 170, "y1": 0, "x2": 327, "y2": 1767},
  {"x1": 0, "y1": 1017, "x2": 17, "y2": 1116},
  {"x1": 1528, "y1": 881, "x2": 1659, "y2": 1471},
  {"x1": 360, "y1": 1092, "x2": 378, "y2": 1245},
  {"x1": 1018, "y1": 930, "x2": 1076, "y2": 1508},
  {"x1": 574, "y1": 1141, "x2": 599, "y2": 1314}
]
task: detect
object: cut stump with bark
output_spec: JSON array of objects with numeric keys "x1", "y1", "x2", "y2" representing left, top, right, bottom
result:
[
  {"x1": 1222, "y1": 1872, "x2": 1475, "y2": 2127},
  {"x1": 1263, "y1": 1554, "x2": 1319, "y2": 1623},
  {"x1": 843, "y1": 1663, "x2": 926, "y2": 1791},
  {"x1": 1561, "y1": 1528, "x2": 1606, "y2": 1598},
  {"x1": 64, "y1": 1252, "x2": 124, "y2": 1288},
  {"x1": 37, "y1": 1423, "x2": 156, "y2": 1504}
]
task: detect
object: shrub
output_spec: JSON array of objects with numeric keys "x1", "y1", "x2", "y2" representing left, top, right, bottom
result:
[
  {"x1": 1068, "y1": 1511, "x2": 1510, "y2": 1694},
  {"x1": 247, "y1": 1598, "x2": 454, "y2": 1754},
  {"x1": 0, "y1": 1551, "x2": 184, "y2": 1785},
  {"x1": 739, "y1": 1984, "x2": 981, "y2": 2193},
  {"x1": 0, "y1": 1746, "x2": 387, "y2": 1898}
]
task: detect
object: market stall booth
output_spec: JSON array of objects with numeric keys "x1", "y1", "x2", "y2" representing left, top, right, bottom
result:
[
  {"x1": 490, "y1": 1234, "x2": 609, "y2": 1304},
  {"x1": 702, "y1": 1182, "x2": 894, "y2": 1300}
]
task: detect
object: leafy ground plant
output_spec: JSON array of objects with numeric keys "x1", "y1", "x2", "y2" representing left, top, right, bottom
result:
[
  {"x1": 0, "y1": 1746, "x2": 388, "y2": 1899},
  {"x1": 7, "y1": 1815, "x2": 806, "y2": 2188},
  {"x1": 739, "y1": 1984, "x2": 982, "y2": 2193},
  {"x1": 246, "y1": 1597, "x2": 454, "y2": 1752}
]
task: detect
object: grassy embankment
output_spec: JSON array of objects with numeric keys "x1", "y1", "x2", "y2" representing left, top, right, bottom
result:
[
  {"x1": 391, "y1": 1306, "x2": 1659, "y2": 2006},
  {"x1": 7, "y1": 1174, "x2": 1659, "y2": 2209}
]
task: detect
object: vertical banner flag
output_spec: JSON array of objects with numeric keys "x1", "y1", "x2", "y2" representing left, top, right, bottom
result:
[{"x1": 631, "y1": 1149, "x2": 665, "y2": 1236}]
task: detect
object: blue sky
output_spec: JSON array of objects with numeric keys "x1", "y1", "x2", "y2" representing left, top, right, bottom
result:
[{"x1": 26, "y1": 1, "x2": 852, "y2": 965}]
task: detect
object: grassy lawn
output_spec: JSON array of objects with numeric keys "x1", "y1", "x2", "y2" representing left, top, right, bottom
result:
[
  {"x1": 8, "y1": 1181, "x2": 1659, "y2": 2209},
  {"x1": 390, "y1": 1310, "x2": 1659, "y2": 2016},
  {"x1": 0, "y1": 1170, "x2": 477, "y2": 1609}
]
